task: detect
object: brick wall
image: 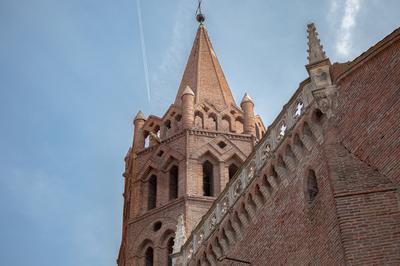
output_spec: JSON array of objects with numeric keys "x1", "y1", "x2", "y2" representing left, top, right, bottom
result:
[
  {"x1": 220, "y1": 126, "x2": 345, "y2": 265},
  {"x1": 205, "y1": 31, "x2": 400, "y2": 265},
  {"x1": 333, "y1": 37, "x2": 400, "y2": 185}
]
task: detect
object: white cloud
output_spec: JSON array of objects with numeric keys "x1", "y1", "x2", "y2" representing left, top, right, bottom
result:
[{"x1": 330, "y1": 0, "x2": 363, "y2": 58}]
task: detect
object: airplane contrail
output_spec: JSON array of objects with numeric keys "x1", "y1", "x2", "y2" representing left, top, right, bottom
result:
[{"x1": 136, "y1": 0, "x2": 151, "y2": 103}]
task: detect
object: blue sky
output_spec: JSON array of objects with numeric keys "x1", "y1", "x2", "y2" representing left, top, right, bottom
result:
[{"x1": 0, "y1": 1, "x2": 399, "y2": 265}]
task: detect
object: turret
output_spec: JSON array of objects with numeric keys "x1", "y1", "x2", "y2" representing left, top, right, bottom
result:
[
  {"x1": 241, "y1": 92, "x2": 256, "y2": 136},
  {"x1": 133, "y1": 111, "x2": 146, "y2": 151},
  {"x1": 181, "y1": 86, "x2": 195, "y2": 129}
]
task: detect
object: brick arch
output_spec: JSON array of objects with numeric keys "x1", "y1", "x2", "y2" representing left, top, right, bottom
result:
[
  {"x1": 159, "y1": 146, "x2": 185, "y2": 163},
  {"x1": 220, "y1": 114, "x2": 232, "y2": 132},
  {"x1": 131, "y1": 218, "x2": 178, "y2": 255},
  {"x1": 224, "y1": 218, "x2": 238, "y2": 242},
  {"x1": 142, "y1": 116, "x2": 162, "y2": 134},
  {"x1": 302, "y1": 121, "x2": 315, "y2": 139},
  {"x1": 163, "y1": 119, "x2": 173, "y2": 137},
  {"x1": 206, "y1": 112, "x2": 218, "y2": 131},
  {"x1": 194, "y1": 110, "x2": 204, "y2": 129},
  {"x1": 234, "y1": 116, "x2": 244, "y2": 133},
  {"x1": 311, "y1": 107, "x2": 324, "y2": 123},
  {"x1": 161, "y1": 155, "x2": 180, "y2": 171},
  {"x1": 137, "y1": 165, "x2": 158, "y2": 182},
  {"x1": 266, "y1": 164, "x2": 280, "y2": 184},
  {"x1": 207, "y1": 239, "x2": 221, "y2": 261},
  {"x1": 302, "y1": 167, "x2": 320, "y2": 204},
  {"x1": 136, "y1": 239, "x2": 154, "y2": 258},
  {"x1": 198, "y1": 150, "x2": 220, "y2": 165},
  {"x1": 159, "y1": 228, "x2": 175, "y2": 248},
  {"x1": 226, "y1": 153, "x2": 243, "y2": 180},
  {"x1": 246, "y1": 192, "x2": 257, "y2": 214},
  {"x1": 254, "y1": 183, "x2": 267, "y2": 204},
  {"x1": 261, "y1": 174, "x2": 273, "y2": 194},
  {"x1": 285, "y1": 144, "x2": 296, "y2": 158},
  {"x1": 293, "y1": 131, "x2": 305, "y2": 149}
]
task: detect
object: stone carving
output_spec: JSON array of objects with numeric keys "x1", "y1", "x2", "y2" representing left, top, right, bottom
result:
[
  {"x1": 277, "y1": 121, "x2": 287, "y2": 141},
  {"x1": 209, "y1": 213, "x2": 217, "y2": 230},
  {"x1": 197, "y1": 230, "x2": 204, "y2": 245},
  {"x1": 220, "y1": 197, "x2": 229, "y2": 215},
  {"x1": 187, "y1": 244, "x2": 193, "y2": 259},
  {"x1": 234, "y1": 179, "x2": 242, "y2": 197},
  {"x1": 293, "y1": 100, "x2": 304, "y2": 118},
  {"x1": 312, "y1": 85, "x2": 338, "y2": 119},
  {"x1": 247, "y1": 160, "x2": 256, "y2": 181},
  {"x1": 173, "y1": 214, "x2": 187, "y2": 254}
]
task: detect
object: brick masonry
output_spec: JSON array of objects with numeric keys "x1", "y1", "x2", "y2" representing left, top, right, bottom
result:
[
  {"x1": 117, "y1": 24, "x2": 265, "y2": 266},
  {"x1": 118, "y1": 23, "x2": 400, "y2": 266},
  {"x1": 208, "y1": 27, "x2": 400, "y2": 266}
]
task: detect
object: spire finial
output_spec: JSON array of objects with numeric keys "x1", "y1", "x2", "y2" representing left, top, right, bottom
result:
[
  {"x1": 134, "y1": 110, "x2": 146, "y2": 121},
  {"x1": 196, "y1": 0, "x2": 205, "y2": 24},
  {"x1": 307, "y1": 23, "x2": 327, "y2": 64},
  {"x1": 241, "y1": 92, "x2": 254, "y2": 105}
]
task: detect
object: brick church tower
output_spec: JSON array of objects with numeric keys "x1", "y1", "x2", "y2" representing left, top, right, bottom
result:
[{"x1": 117, "y1": 21, "x2": 266, "y2": 265}]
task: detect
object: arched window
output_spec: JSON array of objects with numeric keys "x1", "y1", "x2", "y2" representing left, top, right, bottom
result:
[
  {"x1": 207, "y1": 113, "x2": 217, "y2": 131},
  {"x1": 144, "y1": 131, "x2": 150, "y2": 148},
  {"x1": 203, "y1": 161, "x2": 214, "y2": 196},
  {"x1": 169, "y1": 165, "x2": 179, "y2": 200},
  {"x1": 145, "y1": 247, "x2": 154, "y2": 266},
  {"x1": 228, "y1": 163, "x2": 239, "y2": 180},
  {"x1": 221, "y1": 115, "x2": 231, "y2": 132},
  {"x1": 148, "y1": 175, "x2": 157, "y2": 210},
  {"x1": 194, "y1": 111, "x2": 204, "y2": 129},
  {"x1": 235, "y1": 117, "x2": 244, "y2": 133},
  {"x1": 167, "y1": 237, "x2": 174, "y2": 266},
  {"x1": 164, "y1": 120, "x2": 172, "y2": 137},
  {"x1": 307, "y1": 169, "x2": 319, "y2": 202}
]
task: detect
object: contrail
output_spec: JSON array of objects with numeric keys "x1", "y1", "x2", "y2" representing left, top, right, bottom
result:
[{"x1": 136, "y1": 0, "x2": 151, "y2": 103}]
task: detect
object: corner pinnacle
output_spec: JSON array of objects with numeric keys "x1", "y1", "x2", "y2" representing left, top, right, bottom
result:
[
  {"x1": 307, "y1": 23, "x2": 327, "y2": 64},
  {"x1": 134, "y1": 110, "x2": 146, "y2": 121},
  {"x1": 241, "y1": 92, "x2": 254, "y2": 105}
]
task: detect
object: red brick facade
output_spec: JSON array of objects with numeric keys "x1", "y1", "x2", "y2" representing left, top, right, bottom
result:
[
  {"x1": 117, "y1": 25, "x2": 265, "y2": 266},
  {"x1": 180, "y1": 25, "x2": 399, "y2": 266},
  {"x1": 118, "y1": 23, "x2": 400, "y2": 266}
]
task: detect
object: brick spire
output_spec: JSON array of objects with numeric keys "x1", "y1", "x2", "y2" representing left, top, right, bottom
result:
[
  {"x1": 174, "y1": 25, "x2": 236, "y2": 109},
  {"x1": 307, "y1": 23, "x2": 327, "y2": 64}
]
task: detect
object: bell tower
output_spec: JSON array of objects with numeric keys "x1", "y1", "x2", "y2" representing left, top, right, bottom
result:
[{"x1": 117, "y1": 11, "x2": 266, "y2": 266}]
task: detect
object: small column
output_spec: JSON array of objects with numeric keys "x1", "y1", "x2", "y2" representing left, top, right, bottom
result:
[
  {"x1": 241, "y1": 93, "x2": 256, "y2": 136},
  {"x1": 133, "y1": 111, "x2": 146, "y2": 151},
  {"x1": 181, "y1": 86, "x2": 195, "y2": 130}
]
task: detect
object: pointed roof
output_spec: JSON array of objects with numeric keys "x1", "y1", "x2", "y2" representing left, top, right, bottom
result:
[
  {"x1": 182, "y1": 85, "x2": 195, "y2": 96},
  {"x1": 134, "y1": 110, "x2": 146, "y2": 121},
  {"x1": 307, "y1": 23, "x2": 327, "y2": 64},
  {"x1": 241, "y1": 92, "x2": 253, "y2": 105},
  {"x1": 174, "y1": 25, "x2": 236, "y2": 109}
]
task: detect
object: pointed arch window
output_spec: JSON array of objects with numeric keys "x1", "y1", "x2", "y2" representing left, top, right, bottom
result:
[
  {"x1": 169, "y1": 165, "x2": 179, "y2": 200},
  {"x1": 167, "y1": 237, "x2": 174, "y2": 266},
  {"x1": 203, "y1": 161, "x2": 214, "y2": 196},
  {"x1": 145, "y1": 247, "x2": 154, "y2": 266},
  {"x1": 307, "y1": 169, "x2": 319, "y2": 202},
  {"x1": 148, "y1": 175, "x2": 157, "y2": 210},
  {"x1": 228, "y1": 163, "x2": 239, "y2": 180}
]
